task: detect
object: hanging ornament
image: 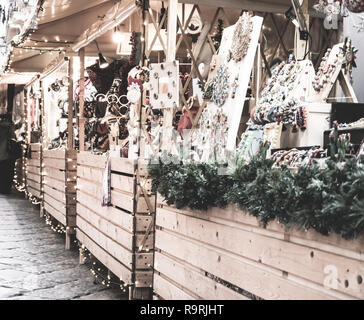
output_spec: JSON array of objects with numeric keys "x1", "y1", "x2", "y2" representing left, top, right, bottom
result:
[{"x1": 340, "y1": 37, "x2": 358, "y2": 80}]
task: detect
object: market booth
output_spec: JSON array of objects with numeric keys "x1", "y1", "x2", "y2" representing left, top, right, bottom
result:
[
  {"x1": 70, "y1": 0, "x2": 156, "y2": 298},
  {"x1": 143, "y1": 0, "x2": 364, "y2": 300},
  {"x1": 2, "y1": 0, "x2": 364, "y2": 300}
]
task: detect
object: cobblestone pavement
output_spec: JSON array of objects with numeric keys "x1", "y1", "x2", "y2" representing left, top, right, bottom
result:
[{"x1": 0, "y1": 190, "x2": 126, "y2": 300}]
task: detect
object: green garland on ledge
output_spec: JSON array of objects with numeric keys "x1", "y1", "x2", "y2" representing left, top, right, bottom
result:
[{"x1": 148, "y1": 151, "x2": 364, "y2": 240}]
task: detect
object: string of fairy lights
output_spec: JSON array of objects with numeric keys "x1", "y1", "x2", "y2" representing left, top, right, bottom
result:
[
  {"x1": 3, "y1": 0, "x2": 68, "y2": 74},
  {"x1": 78, "y1": 244, "x2": 129, "y2": 292}
]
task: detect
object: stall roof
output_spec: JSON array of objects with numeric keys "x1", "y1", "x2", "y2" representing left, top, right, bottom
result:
[{"x1": 5, "y1": 0, "x2": 317, "y2": 77}]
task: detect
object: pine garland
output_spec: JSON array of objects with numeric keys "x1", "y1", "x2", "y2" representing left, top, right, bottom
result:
[{"x1": 148, "y1": 153, "x2": 364, "y2": 240}]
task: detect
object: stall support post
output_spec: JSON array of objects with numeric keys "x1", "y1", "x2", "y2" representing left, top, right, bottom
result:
[
  {"x1": 78, "y1": 48, "x2": 85, "y2": 151},
  {"x1": 294, "y1": 0, "x2": 310, "y2": 60},
  {"x1": 161, "y1": 0, "x2": 178, "y2": 153},
  {"x1": 40, "y1": 81, "x2": 45, "y2": 217},
  {"x1": 67, "y1": 56, "x2": 74, "y2": 150}
]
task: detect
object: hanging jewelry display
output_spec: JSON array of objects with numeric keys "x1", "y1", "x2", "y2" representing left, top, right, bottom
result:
[
  {"x1": 149, "y1": 61, "x2": 179, "y2": 109},
  {"x1": 212, "y1": 64, "x2": 230, "y2": 107},
  {"x1": 193, "y1": 106, "x2": 229, "y2": 163},
  {"x1": 229, "y1": 12, "x2": 253, "y2": 62},
  {"x1": 312, "y1": 47, "x2": 344, "y2": 92}
]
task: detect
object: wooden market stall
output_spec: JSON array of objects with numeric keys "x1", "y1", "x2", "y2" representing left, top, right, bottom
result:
[
  {"x1": 147, "y1": 0, "x2": 363, "y2": 301},
  {"x1": 70, "y1": 0, "x2": 156, "y2": 298},
  {"x1": 38, "y1": 57, "x2": 77, "y2": 248},
  {"x1": 3, "y1": 0, "x2": 363, "y2": 301}
]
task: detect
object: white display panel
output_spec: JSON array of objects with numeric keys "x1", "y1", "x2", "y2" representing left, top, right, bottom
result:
[{"x1": 215, "y1": 15, "x2": 263, "y2": 151}]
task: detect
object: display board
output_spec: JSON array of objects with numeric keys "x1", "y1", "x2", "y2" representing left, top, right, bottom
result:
[{"x1": 218, "y1": 15, "x2": 263, "y2": 151}]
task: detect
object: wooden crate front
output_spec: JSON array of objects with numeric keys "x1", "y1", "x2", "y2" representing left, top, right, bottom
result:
[
  {"x1": 26, "y1": 143, "x2": 42, "y2": 199},
  {"x1": 43, "y1": 149, "x2": 77, "y2": 228},
  {"x1": 76, "y1": 152, "x2": 154, "y2": 290},
  {"x1": 154, "y1": 202, "x2": 364, "y2": 300}
]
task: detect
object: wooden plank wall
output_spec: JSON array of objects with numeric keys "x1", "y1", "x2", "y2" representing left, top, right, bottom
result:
[
  {"x1": 26, "y1": 143, "x2": 42, "y2": 199},
  {"x1": 43, "y1": 149, "x2": 77, "y2": 230},
  {"x1": 154, "y1": 202, "x2": 364, "y2": 300},
  {"x1": 76, "y1": 152, "x2": 155, "y2": 298}
]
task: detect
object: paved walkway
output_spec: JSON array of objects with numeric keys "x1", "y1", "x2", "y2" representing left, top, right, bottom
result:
[{"x1": 0, "y1": 190, "x2": 126, "y2": 300}]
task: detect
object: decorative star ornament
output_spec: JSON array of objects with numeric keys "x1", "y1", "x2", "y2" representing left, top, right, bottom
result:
[{"x1": 340, "y1": 37, "x2": 358, "y2": 79}]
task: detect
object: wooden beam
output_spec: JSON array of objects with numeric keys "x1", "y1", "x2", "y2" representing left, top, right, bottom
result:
[
  {"x1": 294, "y1": 0, "x2": 310, "y2": 60},
  {"x1": 78, "y1": 48, "x2": 85, "y2": 151},
  {"x1": 67, "y1": 57, "x2": 74, "y2": 149},
  {"x1": 150, "y1": 0, "x2": 290, "y2": 13}
]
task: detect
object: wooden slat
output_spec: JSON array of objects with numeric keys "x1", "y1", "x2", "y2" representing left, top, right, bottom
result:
[
  {"x1": 77, "y1": 166, "x2": 104, "y2": 184},
  {"x1": 77, "y1": 152, "x2": 107, "y2": 169},
  {"x1": 155, "y1": 252, "x2": 249, "y2": 300},
  {"x1": 110, "y1": 190, "x2": 134, "y2": 213},
  {"x1": 43, "y1": 157, "x2": 66, "y2": 170},
  {"x1": 27, "y1": 186, "x2": 41, "y2": 198},
  {"x1": 77, "y1": 203, "x2": 133, "y2": 250},
  {"x1": 76, "y1": 228, "x2": 133, "y2": 284},
  {"x1": 44, "y1": 167, "x2": 65, "y2": 182},
  {"x1": 27, "y1": 180, "x2": 41, "y2": 192},
  {"x1": 155, "y1": 229, "x2": 341, "y2": 300},
  {"x1": 110, "y1": 157, "x2": 134, "y2": 175},
  {"x1": 44, "y1": 202, "x2": 66, "y2": 226},
  {"x1": 111, "y1": 173, "x2": 134, "y2": 194},
  {"x1": 26, "y1": 165, "x2": 41, "y2": 175},
  {"x1": 161, "y1": 204, "x2": 364, "y2": 260},
  {"x1": 43, "y1": 149, "x2": 66, "y2": 159},
  {"x1": 44, "y1": 194, "x2": 66, "y2": 215},
  {"x1": 27, "y1": 159, "x2": 41, "y2": 167},
  {"x1": 43, "y1": 176, "x2": 65, "y2": 193},
  {"x1": 156, "y1": 207, "x2": 363, "y2": 299},
  {"x1": 44, "y1": 185, "x2": 65, "y2": 204},
  {"x1": 154, "y1": 273, "x2": 196, "y2": 300},
  {"x1": 77, "y1": 203, "x2": 153, "y2": 251},
  {"x1": 27, "y1": 172, "x2": 41, "y2": 183},
  {"x1": 77, "y1": 215, "x2": 133, "y2": 267},
  {"x1": 77, "y1": 191, "x2": 134, "y2": 232}
]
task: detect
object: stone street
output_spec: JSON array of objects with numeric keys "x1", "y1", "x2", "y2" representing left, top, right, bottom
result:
[{"x1": 0, "y1": 190, "x2": 126, "y2": 300}]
